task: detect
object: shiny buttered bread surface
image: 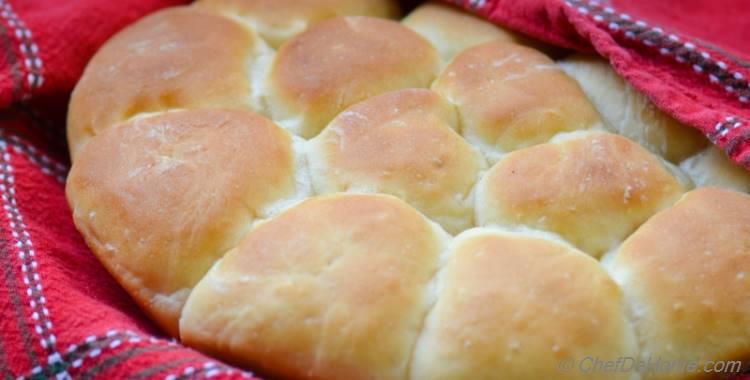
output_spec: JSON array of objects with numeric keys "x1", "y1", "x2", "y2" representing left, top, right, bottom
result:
[{"x1": 66, "y1": 1, "x2": 750, "y2": 379}]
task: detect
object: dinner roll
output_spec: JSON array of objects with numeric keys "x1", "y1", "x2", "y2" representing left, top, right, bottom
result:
[
  {"x1": 476, "y1": 132, "x2": 689, "y2": 257},
  {"x1": 411, "y1": 228, "x2": 637, "y2": 380},
  {"x1": 266, "y1": 16, "x2": 440, "y2": 138},
  {"x1": 680, "y1": 146, "x2": 750, "y2": 193},
  {"x1": 180, "y1": 194, "x2": 450, "y2": 380},
  {"x1": 402, "y1": 2, "x2": 563, "y2": 64},
  {"x1": 560, "y1": 54, "x2": 707, "y2": 162},
  {"x1": 308, "y1": 89, "x2": 485, "y2": 234},
  {"x1": 67, "y1": 7, "x2": 267, "y2": 159},
  {"x1": 609, "y1": 187, "x2": 750, "y2": 380},
  {"x1": 66, "y1": 1, "x2": 750, "y2": 378},
  {"x1": 195, "y1": 0, "x2": 400, "y2": 48},
  {"x1": 402, "y1": 1, "x2": 520, "y2": 63},
  {"x1": 432, "y1": 41, "x2": 602, "y2": 160},
  {"x1": 66, "y1": 109, "x2": 300, "y2": 335}
]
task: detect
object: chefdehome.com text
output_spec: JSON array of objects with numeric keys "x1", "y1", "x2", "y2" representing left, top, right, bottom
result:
[{"x1": 557, "y1": 355, "x2": 745, "y2": 376}]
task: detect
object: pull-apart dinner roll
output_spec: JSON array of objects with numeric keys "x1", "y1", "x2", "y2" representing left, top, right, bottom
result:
[
  {"x1": 181, "y1": 194, "x2": 450, "y2": 380},
  {"x1": 403, "y1": 2, "x2": 563, "y2": 64},
  {"x1": 66, "y1": 109, "x2": 301, "y2": 335},
  {"x1": 411, "y1": 228, "x2": 638, "y2": 380},
  {"x1": 65, "y1": 0, "x2": 750, "y2": 378},
  {"x1": 195, "y1": 0, "x2": 400, "y2": 48},
  {"x1": 402, "y1": 1, "x2": 522, "y2": 63},
  {"x1": 432, "y1": 41, "x2": 602, "y2": 160},
  {"x1": 476, "y1": 132, "x2": 690, "y2": 257},
  {"x1": 308, "y1": 89, "x2": 485, "y2": 234},
  {"x1": 266, "y1": 16, "x2": 440, "y2": 138},
  {"x1": 67, "y1": 7, "x2": 268, "y2": 159},
  {"x1": 609, "y1": 187, "x2": 750, "y2": 380}
]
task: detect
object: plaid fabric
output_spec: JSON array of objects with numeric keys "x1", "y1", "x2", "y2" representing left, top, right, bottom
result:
[{"x1": 0, "y1": 0, "x2": 748, "y2": 379}]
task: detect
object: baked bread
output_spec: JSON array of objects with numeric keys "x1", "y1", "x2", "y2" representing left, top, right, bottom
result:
[
  {"x1": 559, "y1": 54, "x2": 707, "y2": 163},
  {"x1": 608, "y1": 187, "x2": 750, "y2": 380},
  {"x1": 66, "y1": 1, "x2": 750, "y2": 379}
]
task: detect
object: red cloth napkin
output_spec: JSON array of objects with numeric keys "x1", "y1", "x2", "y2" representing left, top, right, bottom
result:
[{"x1": 0, "y1": 0, "x2": 748, "y2": 379}]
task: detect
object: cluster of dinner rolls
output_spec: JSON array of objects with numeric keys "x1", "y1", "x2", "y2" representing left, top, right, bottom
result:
[{"x1": 66, "y1": 1, "x2": 750, "y2": 379}]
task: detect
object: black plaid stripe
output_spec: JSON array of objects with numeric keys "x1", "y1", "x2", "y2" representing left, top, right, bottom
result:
[
  {"x1": 0, "y1": 0, "x2": 44, "y2": 97},
  {"x1": 0, "y1": 223, "x2": 39, "y2": 374},
  {"x1": 565, "y1": 0, "x2": 750, "y2": 104},
  {"x1": 127, "y1": 358, "x2": 200, "y2": 380},
  {"x1": 77, "y1": 345, "x2": 180, "y2": 380},
  {"x1": 0, "y1": 12, "x2": 21, "y2": 102}
]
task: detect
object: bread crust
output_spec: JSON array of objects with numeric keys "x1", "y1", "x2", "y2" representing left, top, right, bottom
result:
[
  {"x1": 308, "y1": 89, "x2": 484, "y2": 234},
  {"x1": 67, "y1": 7, "x2": 265, "y2": 159},
  {"x1": 610, "y1": 187, "x2": 750, "y2": 380},
  {"x1": 66, "y1": 109, "x2": 298, "y2": 335},
  {"x1": 266, "y1": 16, "x2": 440, "y2": 138},
  {"x1": 65, "y1": 1, "x2": 750, "y2": 378},
  {"x1": 411, "y1": 228, "x2": 637, "y2": 380},
  {"x1": 432, "y1": 41, "x2": 602, "y2": 158},
  {"x1": 180, "y1": 194, "x2": 450, "y2": 380},
  {"x1": 476, "y1": 132, "x2": 689, "y2": 257}
]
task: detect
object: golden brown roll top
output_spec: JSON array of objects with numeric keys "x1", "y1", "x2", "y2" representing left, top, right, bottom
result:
[
  {"x1": 476, "y1": 132, "x2": 690, "y2": 257},
  {"x1": 180, "y1": 195, "x2": 642, "y2": 380},
  {"x1": 560, "y1": 54, "x2": 707, "y2": 163},
  {"x1": 266, "y1": 16, "x2": 440, "y2": 138},
  {"x1": 308, "y1": 89, "x2": 485, "y2": 234},
  {"x1": 67, "y1": 7, "x2": 267, "y2": 159},
  {"x1": 66, "y1": 109, "x2": 301, "y2": 335},
  {"x1": 432, "y1": 41, "x2": 602, "y2": 160},
  {"x1": 609, "y1": 187, "x2": 750, "y2": 380},
  {"x1": 65, "y1": 1, "x2": 750, "y2": 378},
  {"x1": 195, "y1": 0, "x2": 399, "y2": 48},
  {"x1": 180, "y1": 194, "x2": 451, "y2": 380},
  {"x1": 411, "y1": 228, "x2": 638, "y2": 380}
]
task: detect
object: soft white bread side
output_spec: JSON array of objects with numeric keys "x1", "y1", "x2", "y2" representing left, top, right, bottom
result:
[
  {"x1": 476, "y1": 132, "x2": 689, "y2": 257},
  {"x1": 432, "y1": 42, "x2": 602, "y2": 160},
  {"x1": 559, "y1": 54, "x2": 707, "y2": 163},
  {"x1": 411, "y1": 228, "x2": 638, "y2": 380},
  {"x1": 180, "y1": 194, "x2": 450, "y2": 380},
  {"x1": 680, "y1": 146, "x2": 750, "y2": 193},
  {"x1": 66, "y1": 109, "x2": 300, "y2": 336},
  {"x1": 609, "y1": 187, "x2": 750, "y2": 380},
  {"x1": 308, "y1": 89, "x2": 485, "y2": 234}
]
